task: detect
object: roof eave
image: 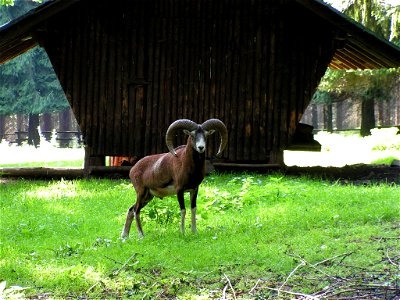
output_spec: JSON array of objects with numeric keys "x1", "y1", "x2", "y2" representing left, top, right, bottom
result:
[
  {"x1": 0, "y1": 0, "x2": 81, "y2": 64},
  {"x1": 295, "y1": 0, "x2": 400, "y2": 70}
]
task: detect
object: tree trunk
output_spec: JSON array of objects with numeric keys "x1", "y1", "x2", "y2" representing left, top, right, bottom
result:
[
  {"x1": 58, "y1": 108, "x2": 71, "y2": 147},
  {"x1": 311, "y1": 104, "x2": 318, "y2": 129},
  {"x1": 16, "y1": 114, "x2": 26, "y2": 146},
  {"x1": 41, "y1": 112, "x2": 53, "y2": 142},
  {"x1": 0, "y1": 115, "x2": 5, "y2": 143},
  {"x1": 377, "y1": 100, "x2": 384, "y2": 127},
  {"x1": 384, "y1": 100, "x2": 390, "y2": 127},
  {"x1": 360, "y1": 96, "x2": 375, "y2": 136},
  {"x1": 336, "y1": 101, "x2": 344, "y2": 131},
  {"x1": 324, "y1": 103, "x2": 333, "y2": 132},
  {"x1": 28, "y1": 113, "x2": 40, "y2": 147}
]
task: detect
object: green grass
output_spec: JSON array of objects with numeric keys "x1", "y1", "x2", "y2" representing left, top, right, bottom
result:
[
  {"x1": 1, "y1": 174, "x2": 400, "y2": 299},
  {"x1": 0, "y1": 160, "x2": 83, "y2": 168},
  {"x1": 0, "y1": 140, "x2": 84, "y2": 168},
  {"x1": 370, "y1": 155, "x2": 398, "y2": 165}
]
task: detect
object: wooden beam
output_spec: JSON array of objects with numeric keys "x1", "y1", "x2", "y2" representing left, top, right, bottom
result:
[{"x1": 0, "y1": 167, "x2": 84, "y2": 179}]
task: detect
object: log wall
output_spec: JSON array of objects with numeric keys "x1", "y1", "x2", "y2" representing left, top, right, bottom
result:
[{"x1": 40, "y1": 0, "x2": 336, "y2": 164}]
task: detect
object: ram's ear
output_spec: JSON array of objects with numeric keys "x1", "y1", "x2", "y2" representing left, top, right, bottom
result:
[
  {"x1": 205, "y1": 129, "x2": 215, "y2": 136},
  {"x1": 183, "y1": 129, "x2": 194, "y2": 136}
]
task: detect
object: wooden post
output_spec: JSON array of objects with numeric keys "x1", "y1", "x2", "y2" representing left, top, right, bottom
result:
[{"x1": 84, "y1": 146, "x2": 105, "y2": 176}]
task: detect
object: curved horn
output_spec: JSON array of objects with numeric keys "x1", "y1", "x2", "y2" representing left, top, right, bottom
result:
[
  {"x1": 201, "y1": 119, "x2": 228, "y2": 157},
  {"x1": 165, "y1": 119, "x2": 199, "y2": 156}
]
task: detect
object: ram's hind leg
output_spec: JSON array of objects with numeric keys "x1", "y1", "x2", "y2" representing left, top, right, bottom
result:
[
  {"x1": 121, "y1": 204, "x2": 135, "y2": 239},
  {"x1": 190, "y1": 188, "x2": 198, "y2": 234},
  {"x1": 122, "y1": 188, "x2": 153, "y2": 239},
  {"x1": 177, "y1": 190, "x2": 186, "y2": 234}
]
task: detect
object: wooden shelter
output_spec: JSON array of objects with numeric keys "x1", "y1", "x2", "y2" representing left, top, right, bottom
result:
[{"x1": 1, "y1": 0, "x2": 400, "y2": 170}]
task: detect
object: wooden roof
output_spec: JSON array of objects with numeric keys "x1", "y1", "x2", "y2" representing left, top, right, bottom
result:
[
  {"x1": 1, "y1": 0, "x2": 400, "y2": 69},
  {"x1": 296, "y1": 0, "x2": 400, "y2": 69}
]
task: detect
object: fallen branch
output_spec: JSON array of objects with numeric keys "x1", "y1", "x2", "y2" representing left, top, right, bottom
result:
[
  {"x1": 86, "y1": 281, "x2": 103, "y2": 294},
  {"x1": 223, "y1": 273, "x2": 237, "y2": 300},
  {"x1": 112, "y1": 253, "x2": 138, "y2": 276},
  {"x1": 265, "y1": 287, "x2": 319, "y2": 299},
  {"x1": 386, "y1": 248, "x2": 400, "y2": 267},
  {"x1": 370, "y1": 236, "x2": 400, "y2": 241},
  {"x1": 222, "y1": 284, "x2": 228, "y2": 299},
  {"x1": 261, "y1": 249, "x2": 400, "y2": 300},
  {"x1": 312, "y1": 251, "x2": 354, "y2": 267},
  {"x1": 87, "y1": 253, "x2": 138, "y2": 294},
  {"x1": 249, "y1": 278, "x2": 261, "y2": 295},
  {"x1": 277, "y1": 259, "x2": 306, "y2": 297}
]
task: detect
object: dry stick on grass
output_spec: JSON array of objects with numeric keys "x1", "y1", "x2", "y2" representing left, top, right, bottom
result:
[
  {"x1": 265, "y1": 287, "x2": 320, "y2": 299},
  {"x1": 370, "y1": 236, "x2": 400, "y2": 241},
  {"x1": 87, "y1": 253, "x2": 138, "y2": 294},
  {"x1": 222, "y1": 284, "x2": 228, "y2": 299},
  {"x1": 249, "y1": 278, "x2": 261, "y2": 295},
  {"x1": 250, "y1": 253, "x2": 355, "y2": 298},
  {"x1": 223, "y1": 273, "x2": 237, "y2": 300},
  {"x1": 270, "y1": 250, "x2": 400, "y2": 299},
  {"x1": 274, "y1": 252, "x2": 355, "y2": 298},
  {"x1": 386, "y1": 248, "x2": 400, "y2": 267},
  {"x1": 295, "y1": 252, "x2": 354, "y2": 281},
  {"x1": 311, "y1": 251, "x2": 354, "y2": 267},
  {"x1": 112, "y1": 253, "x2": 138, "y2": 276},
  {"x1": 333, "y1": 294, "x2": 384, "y2": 300},
  {"x1": 327, "y1": 282, "x2": 395, "y2": 300},
  {"x1": 277, "y1": 259, "x2": 306, "y2": 297},
  {"x1": 315, "y1": 253, "x2": 399, "y2": 299}
]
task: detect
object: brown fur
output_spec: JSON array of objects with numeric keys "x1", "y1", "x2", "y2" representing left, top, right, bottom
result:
[{"x1": 121, "y1": 136, "x2": 205, "y2": 238}]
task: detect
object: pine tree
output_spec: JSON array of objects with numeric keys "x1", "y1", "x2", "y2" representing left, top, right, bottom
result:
[
  {"x1": 319, "y1": 0, "x2": 400, "y2": 135},
  {"x1": 0, "y1": 0, "x2": 70, "y2": 146}
]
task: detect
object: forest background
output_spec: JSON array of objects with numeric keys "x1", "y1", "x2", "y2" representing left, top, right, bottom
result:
[{"x1": 0, "y1": 0, "x2": 399, "y2": 148}]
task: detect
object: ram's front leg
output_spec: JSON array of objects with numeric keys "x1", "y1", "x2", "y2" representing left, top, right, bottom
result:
[
  {"x1": 190, "y1": 188, "x2": 198, "y2": 234},
  {"x1": 177, "y1": 190, "x2": 186, "y2": 234}
]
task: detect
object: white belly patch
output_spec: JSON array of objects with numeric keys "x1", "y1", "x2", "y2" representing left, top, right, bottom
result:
[{"x1": 150, "y1": 185, "x2": 176, "y2": 198}]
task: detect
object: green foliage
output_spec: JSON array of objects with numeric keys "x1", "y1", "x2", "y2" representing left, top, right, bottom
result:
[
  {"x1": 370, "y1": 156, "x2": 398, "y2": 165},
  {"x1": 0, "y1": 47, "x2": 70, "y2": 116},
  {"x1": 312, "y1": 90, "x2": 333, "y2": 104},
  {"x1": 1, "y1": 175, "x2": 399, "y2": 298},
  {"x1": 344, "y1": 0, "x2": 394, "y2": 39},
  {"x1": 0, "y1": 0, "x2": 42, "y2": 8},
  {"x1": 317, "y1": 1, "x2": 400, "y2": 111},
  {"x1": 0, "y1": 0, "x2": 14, "y2": 6},
  {"x1": 0, "y1": 0, "x2": 43, "y2": 23},
  {"x1": 319, "y1": 68, "x2": 400, "y2": 100},
  {"x1": 0, "y1": 0, "x2": 69, "y2": 116},
  {"x1": 325, "y1": 0, "x2": 400, "y2": 46}
]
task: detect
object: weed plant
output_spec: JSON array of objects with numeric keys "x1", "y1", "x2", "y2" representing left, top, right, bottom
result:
[{"x1": 1, "y1": 174, "x2": 400, "y2": 299}]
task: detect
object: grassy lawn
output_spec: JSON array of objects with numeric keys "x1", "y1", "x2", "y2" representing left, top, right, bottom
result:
[
  {"x1": 0, "y1": 160, "x2": 83, "y2": 168},
  {"x1": 284, "y1": 127, "x2": 400, "y2": 167},
  {"x1": 0, "y1": 141, "x2": 84, "y2": 168},
  {"x1": 1, "y1": 174, "x2": 400, "y2": 299}
]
